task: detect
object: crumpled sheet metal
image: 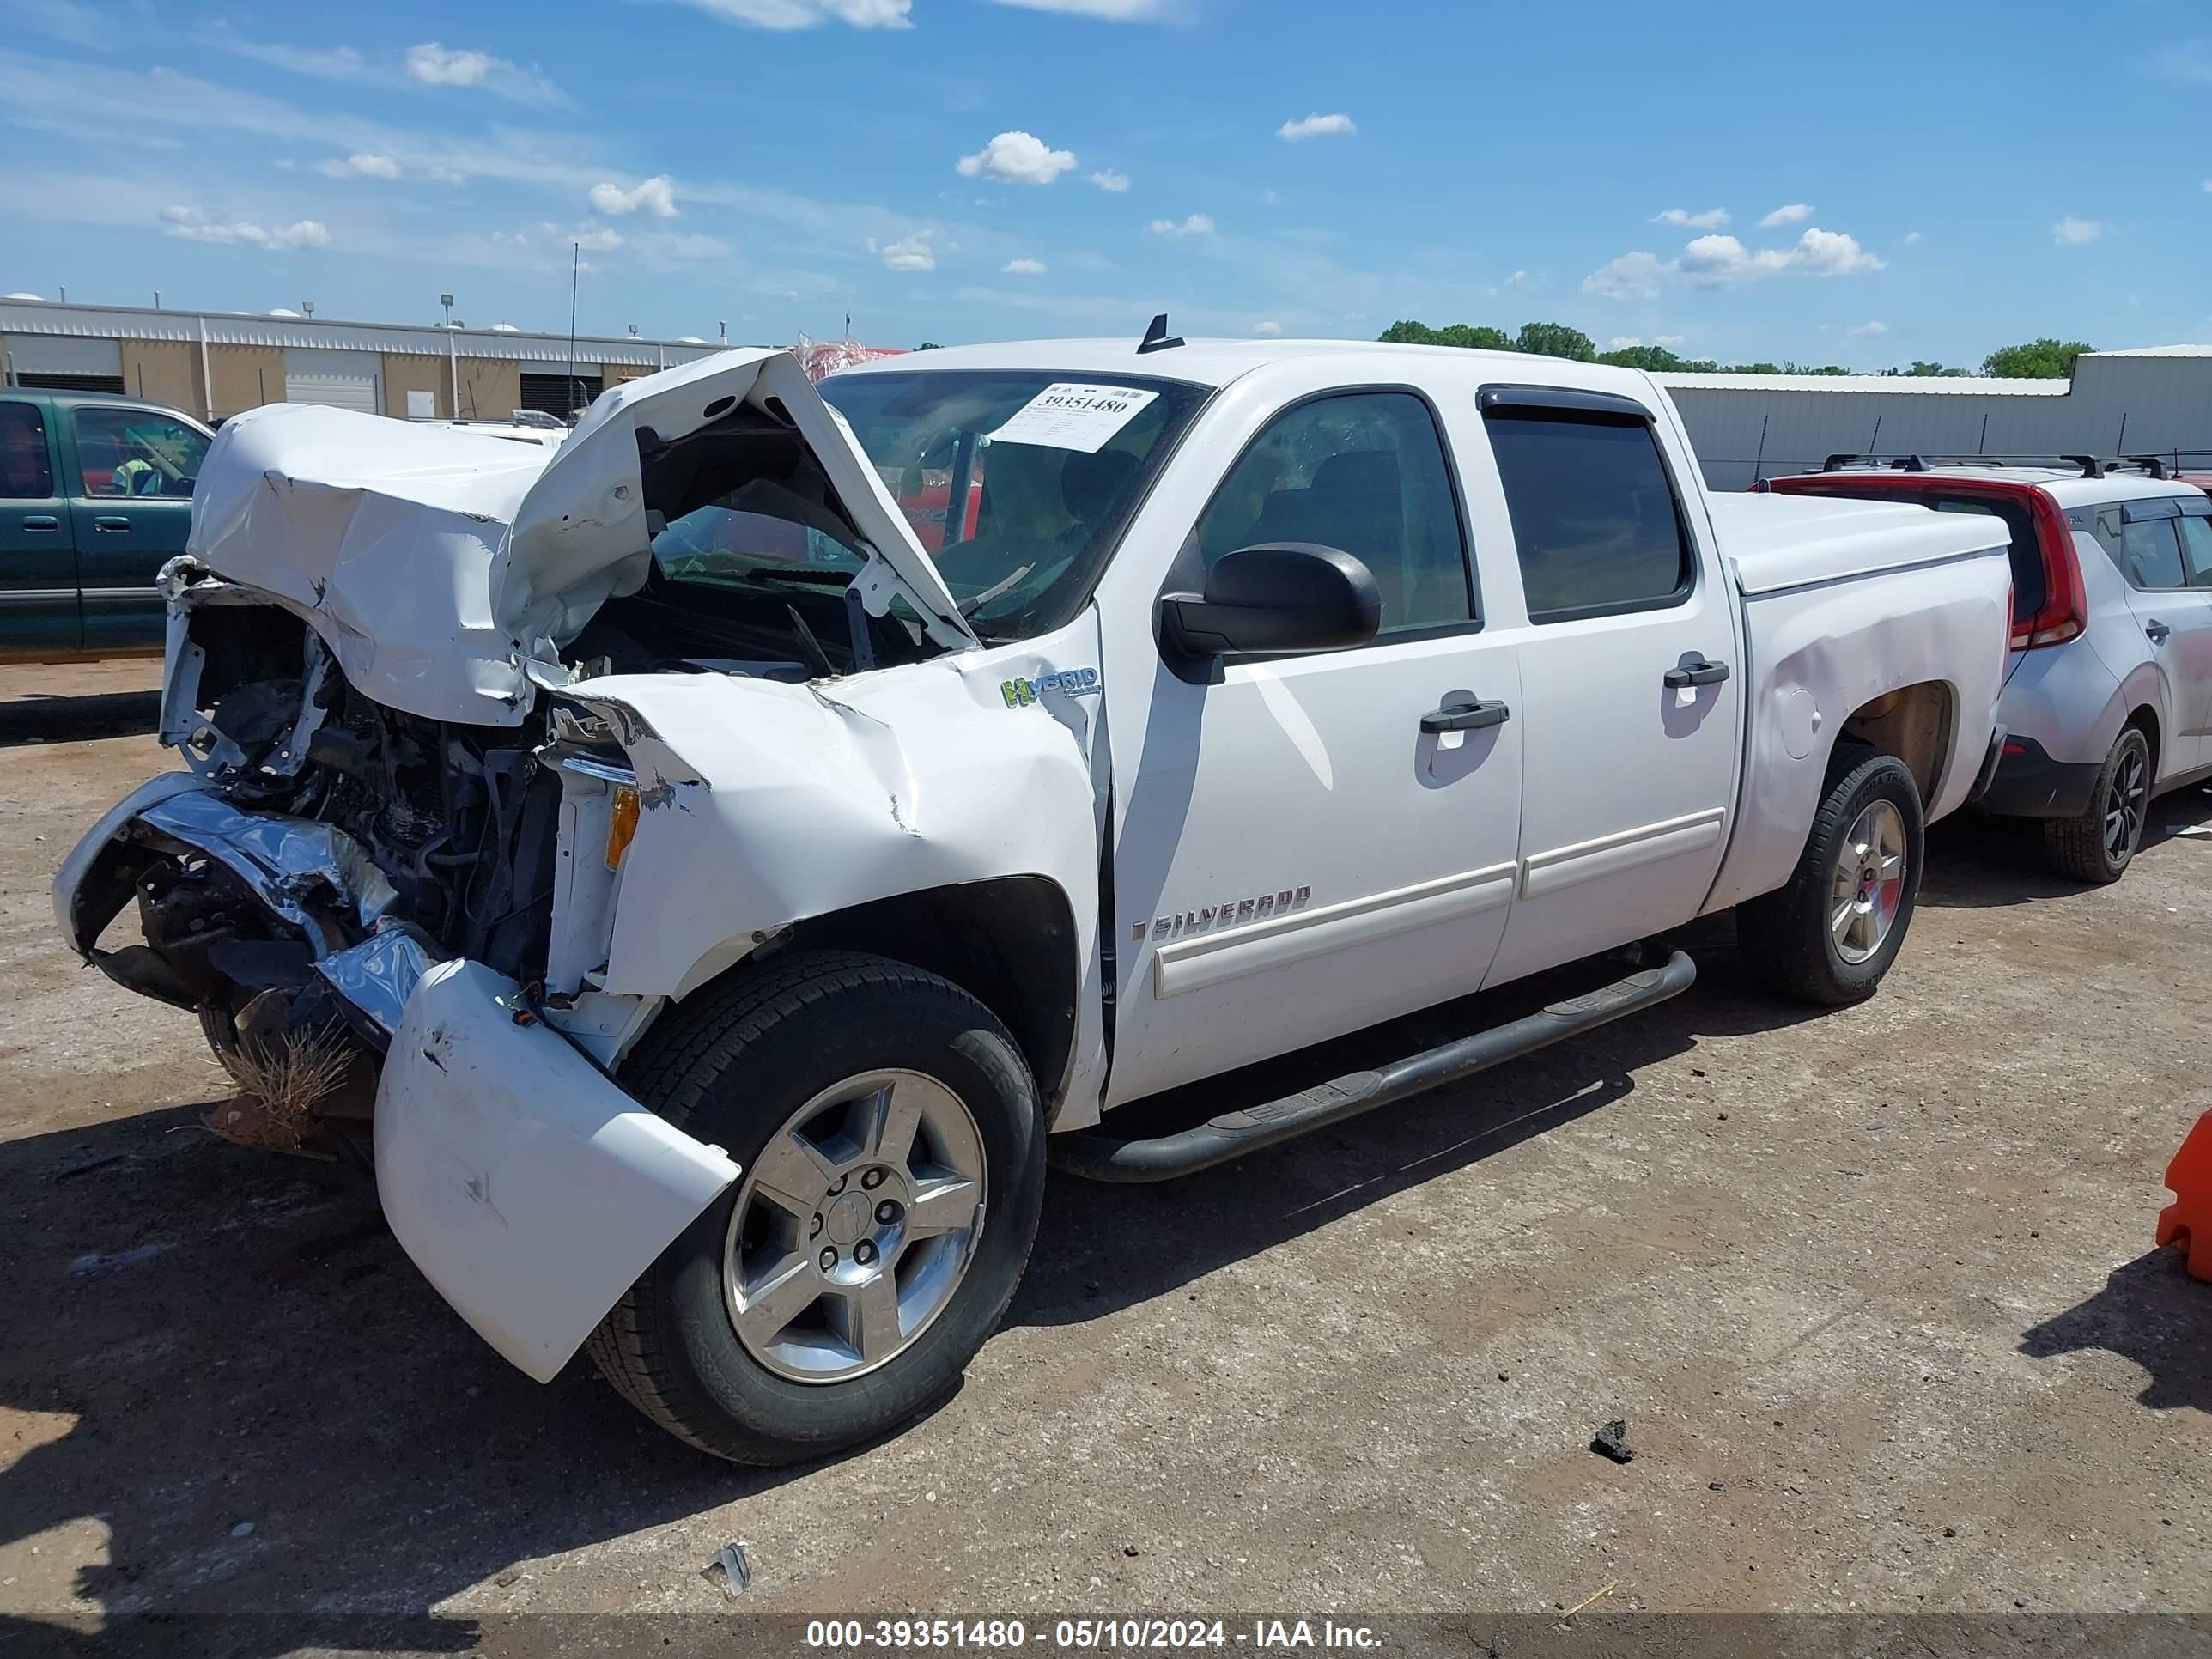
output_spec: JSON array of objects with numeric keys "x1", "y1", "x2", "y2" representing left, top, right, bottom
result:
[
  {"x1": 136, "y1": 793, "x2": 398, "y2": 956},
  {"x1": 313, "y1": 926, "x2": 441, "y2": 1040}
]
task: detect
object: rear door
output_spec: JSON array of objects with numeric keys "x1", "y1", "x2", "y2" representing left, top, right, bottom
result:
[
  {"x1": 2109, "y1": 498, "x2": 2212, "y2": 777},
  {"x1": 62, "y1": 403, "x2": 210, "y2": 655},
  {"x1": 0, "y1": 398, "x2": 79, "y2": 659},
  {"x1": 1471, "y1": 386, "x2": 1742, "y2": 986}
]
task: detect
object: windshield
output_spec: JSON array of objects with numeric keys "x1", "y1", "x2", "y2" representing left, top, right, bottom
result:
[{"x1": 816, "y1": 368, "x2": 1208, "y2": 638}]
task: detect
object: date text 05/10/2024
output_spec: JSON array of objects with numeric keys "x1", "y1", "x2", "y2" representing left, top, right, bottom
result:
[{"x1": 804, "y1": 1620, "x2": 1382, "y2": 1650}]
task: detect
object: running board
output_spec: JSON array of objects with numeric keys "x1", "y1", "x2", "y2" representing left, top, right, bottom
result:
[{"x1": 1051, "y1": 950, "x2": 1698, "y2": 1184}]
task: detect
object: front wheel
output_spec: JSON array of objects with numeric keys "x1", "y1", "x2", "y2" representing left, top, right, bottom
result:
[
  {"x1": 585, "y1": 951, "x2": 1045, "y2": 1466},
  {"x1": 1735, "y1": 744, "x2": 1925, "y2": 1006}
]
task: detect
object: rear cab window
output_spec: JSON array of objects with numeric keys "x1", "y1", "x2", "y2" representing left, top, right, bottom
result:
[
  {"x1": 1480, "y1": 389, "x2": 1692, "y2": 621},
  {"x1": 0, "y1": 401, "x2": 55, "y2": 499}
]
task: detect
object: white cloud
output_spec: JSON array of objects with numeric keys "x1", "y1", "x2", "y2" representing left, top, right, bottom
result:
[
  {"x1": 2203, "y1": 180, "x2": 2211, "y2": 193},
  {"x1": 1656, "y1": 207, "x2": 1729, "y2": 229},
  {"x1": 161, "y1": 205, "x2": 329, "y2": 249},
  {"x1": 658, "y1": 0, "x2": 912, "y2": 27},
  {"x1": 874, "y1": 234, "x2": 935, "y2": 271},
  {"x1": 402, "y1": 41, "x2": 563, "y2": 104},
  {"x1": 1149, "y1": 213, "x2": 1214, "y2": 235},
  {"x1": 991, "y1": 0, "x2": 1178, "y2": 18},
  {"x1": 1089, "y1": 169, "x2": 1131, "y2": 192},
  {"x1": 1254, "y1": 320, "x2": 1282, "y2": 336},
  {"x1": 1277, "y1": 112, "x2": 1356, "y2": 142},
  {"x1": 1002, "y1": 257, "x2": 1047, "y2": 274},
  {"x1": 1759, "y1": 202, "x2": 1813, "y2": 227},
  {"x1": 576, "y1": 226, "x2": 624, "y2": 252},
  {"x1": 2160, "y1": 40, "x2": 2212, "y2": 83},
  {"x1": 2053, "y1": 216, "x2": 2104, "y2": 245},
  {"x1": 1585, "y1": 226, "x2": 1884, "y2": 297},
  {"x1": 317, "y1": 153, "x2": 401, "y2": 179},
  {"x1": 1847, "y1": 319, "x2": 1890, "y2": 337},
  {"x1": 957, "y1": 131, "x2": 1077, "y2": 185},
  {"x1": 1904, "y1": 229, "x2": 1923, "y2": 245},
  {"x1": 1655, "y1": 334, "x2": 1686, "y2": 348},
  {"x1": 590, "y1": 175, "x2": 679, "y2": 217}
]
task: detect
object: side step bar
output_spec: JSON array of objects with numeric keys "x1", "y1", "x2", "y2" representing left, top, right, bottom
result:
[{"x1": 1051, "y1": 950, "x2": 1697, "y2": 1184}]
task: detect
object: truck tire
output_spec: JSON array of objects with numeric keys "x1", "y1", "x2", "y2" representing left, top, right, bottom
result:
[
  {"x1": 1735, "y1": 744, "x2": 1924, "y2": 1006},
  {"x1": 2043, "y1": 726, "x2": 2150, "y2": 885},
  {"x1": 585, "y1": 950, "x2": 1045, "y2": 1466},
  {"x1": 199, "y1": 1006, "x2": 247, "y2": 1082}
]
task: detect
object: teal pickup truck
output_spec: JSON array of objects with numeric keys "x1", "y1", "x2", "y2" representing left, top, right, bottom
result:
[{"x1": 1, "y1": 389, "x2": 214, "y2": 662}]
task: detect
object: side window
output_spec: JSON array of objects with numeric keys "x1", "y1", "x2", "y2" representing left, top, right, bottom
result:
[
  {"x1": 1194, "y1": 392, "x2": 1473, "y2": 635},
  {"x1": 1485, "y1": 408, "x2": 1692, "y2": 621},
  {"x1": 71, "y1": 407, "x2": 210, "y2": 499},
  {"x1": 2118, "y1": 517, "x2": 2186, "y2": 590},
  {"x1": 0, "y1": 401, "x2": 54, "y2": 500},
  {"x1": 2179, "y1": 511, "x2": 2212, "y2": 588}
]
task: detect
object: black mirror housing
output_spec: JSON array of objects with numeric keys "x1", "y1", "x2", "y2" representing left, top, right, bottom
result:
[{"x1": 1159, "y1": 543, "x2": 1382, "y2": 659}]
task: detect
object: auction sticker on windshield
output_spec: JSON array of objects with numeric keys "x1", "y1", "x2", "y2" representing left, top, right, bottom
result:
[{"x1": 989, "y1": 384, "x2": 1160, "y2": 453}]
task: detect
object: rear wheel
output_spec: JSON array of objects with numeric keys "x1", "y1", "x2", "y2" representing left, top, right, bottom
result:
[
  {"x1": 1735, "y1": 744, "x2": 1925, "y2": 1006},
  {"x1": 2044, "y1": 726, "x2": 2150, "y2": 884},
  {"x1": 586, "y1": 951, "x2": 1045, "y2": 1466}
]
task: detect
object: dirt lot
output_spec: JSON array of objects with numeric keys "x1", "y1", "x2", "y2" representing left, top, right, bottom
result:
[{"x1": 2, "y1": 659, "x2": 2208, "y2": 1653}]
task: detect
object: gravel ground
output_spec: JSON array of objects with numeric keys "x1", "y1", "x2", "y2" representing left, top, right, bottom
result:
[{"x1": 1, "y1": 659, "x2": 2207, "y2": 1657}]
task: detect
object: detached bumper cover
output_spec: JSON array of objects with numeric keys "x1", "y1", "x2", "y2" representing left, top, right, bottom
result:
[{"x1": 374, "y1": 959, "x2": 740, "y2": 1382}]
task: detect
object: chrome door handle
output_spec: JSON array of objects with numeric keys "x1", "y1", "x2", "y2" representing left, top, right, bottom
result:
[
  {"x1": 21, "y1": 515, "x2": 58, "y2": 532},
  {"x1": 1420, "y1": 697, "x2": 1510, "y2": 734},
  {"x1": 1664, "y1": 658, "x2": 1732, "y2": 688},
  {"x1": 2145, "y1": 619, "x2": 2172, "y2": 644},
  {"x1": 92, "y1": 515, "x2": 131, "y2": 532}
]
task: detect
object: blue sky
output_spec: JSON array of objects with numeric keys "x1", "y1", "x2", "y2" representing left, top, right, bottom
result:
[{"x1": 2, "y1": 0, "x2": 2208, "y2": 366}]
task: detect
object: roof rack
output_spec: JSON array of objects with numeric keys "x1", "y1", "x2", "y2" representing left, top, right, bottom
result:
[{"x1": 1814, "y1": 453, "x2": 2180, "y2": 481}]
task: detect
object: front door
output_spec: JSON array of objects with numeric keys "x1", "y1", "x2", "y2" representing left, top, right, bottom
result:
[
  {"x1": 61, "y1": 403, "x2": 210, "y2": 654},
  {"x1": 1471, "y1": 387, "x2": 1742, "y2": 987},
  {"x1": 1108, "y1": 389, "x2": 1524, "y2": 1106},
  {"x1": 0, "y1": 398, "x2": 79, "y2": 659}
]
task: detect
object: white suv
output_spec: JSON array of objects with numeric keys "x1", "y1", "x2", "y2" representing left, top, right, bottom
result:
[{"x1": 1765, "y1": 456, "x2": 2212, "y2": 881}]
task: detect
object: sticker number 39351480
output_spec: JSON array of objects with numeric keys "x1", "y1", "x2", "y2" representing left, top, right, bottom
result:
[{"x1": 989, "y1": 384, "x2": 1161, "y2": 453}]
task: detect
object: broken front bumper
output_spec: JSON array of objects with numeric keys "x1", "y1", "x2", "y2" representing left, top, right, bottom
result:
[{"x1": 55, "y1": 785, "x2": 741, "y2": 1384}]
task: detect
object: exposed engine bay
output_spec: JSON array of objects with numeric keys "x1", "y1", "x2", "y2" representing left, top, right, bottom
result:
[{"x1": 58, "y1": 380, "x2": 959, "y2": 1157}]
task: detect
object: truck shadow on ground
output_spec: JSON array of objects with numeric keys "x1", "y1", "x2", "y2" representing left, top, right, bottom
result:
[
  {"x1": 0, "y1": 689, "x2": 160, "y2": 750},
  {"x1": 2018, "y1": 1248, "x2": 2211, "y2": 1414}
]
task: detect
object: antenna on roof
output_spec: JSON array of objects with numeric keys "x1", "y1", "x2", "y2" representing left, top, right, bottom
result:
[{"x1": 1137, "y1": 313, "x2": 1183, "y2": 355}]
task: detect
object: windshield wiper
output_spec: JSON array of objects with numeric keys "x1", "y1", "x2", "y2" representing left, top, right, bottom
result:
[{"x1": 958, "y1": 562, "x2": 1035, "y2": 617}]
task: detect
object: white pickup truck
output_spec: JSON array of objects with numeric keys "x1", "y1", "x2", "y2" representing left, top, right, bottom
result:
[{"x1": 55, "y1": 333, "x2": 2012, "y2": 1464}]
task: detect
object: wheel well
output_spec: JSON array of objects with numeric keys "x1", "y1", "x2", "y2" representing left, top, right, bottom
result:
[
  {"x1": 777, "y1": 877, "x2": 1080, "y2": 1114},
  {"x1": 1837, "y1": 681, "x2": 1954, "y2": 800},
  {"x1": 2124, "y1": 704, "x2": 2160, "y2": 771}
]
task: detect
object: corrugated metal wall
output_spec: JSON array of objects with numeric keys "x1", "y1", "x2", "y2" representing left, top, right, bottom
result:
[{"x1": 1664, "y1": 355, "x2": 2212, "y2": 489}]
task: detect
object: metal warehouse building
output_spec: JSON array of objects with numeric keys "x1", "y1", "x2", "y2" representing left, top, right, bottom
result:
[
  {"x1": 0, "y1": 299, "x2": 726, "y2": 424},
  {"x1": 1657, "y1": 346, "x2": 2212, "y2": 490}
]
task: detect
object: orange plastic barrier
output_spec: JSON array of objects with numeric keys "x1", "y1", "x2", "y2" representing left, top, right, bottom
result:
[{"x1": 2154, "y1": 1110, "x2": 2212, "y2": 1281}]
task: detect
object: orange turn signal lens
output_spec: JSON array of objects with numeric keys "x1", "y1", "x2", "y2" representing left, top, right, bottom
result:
[{"x1": 605, "y1": 784, "x2": 641, "y2": 867}]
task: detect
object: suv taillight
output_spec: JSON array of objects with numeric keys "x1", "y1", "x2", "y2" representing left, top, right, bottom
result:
[{"x1": 2012, "y1": 491, "x2": 2087, "y2": 650}]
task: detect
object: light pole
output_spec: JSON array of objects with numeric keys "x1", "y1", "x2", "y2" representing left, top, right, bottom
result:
[{"x1": 440, "y1": 293, "x2": 454, "y2": 329}]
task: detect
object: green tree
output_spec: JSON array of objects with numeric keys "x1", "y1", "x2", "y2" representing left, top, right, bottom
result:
[
  {"x1": 1980, "y1": 338, "x2": 2093, "y2": 379},
  {"x1": 1514, "y1": 321, "x2": 1596, "y2": 362},
  {"x1": 914, "y1": 342, "x2": 941, "y2": 351},
  {"x1": 1437, "y1": 323, "x2": 1515, "y2": 350},
  {"x1": 1595, "y1": 343, "x2": 1690, "y2": 372},
  {"x1": 1378, "y1": 319, "x2": 1443, "y2": 344}
]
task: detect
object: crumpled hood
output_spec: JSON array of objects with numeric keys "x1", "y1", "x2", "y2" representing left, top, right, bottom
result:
[
  {"x1": 185, "y1": 349, "x2": 973, "y2": 726},
  {"x1": 505, "y1": 348, "x2": 973, "y2": 651}
]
